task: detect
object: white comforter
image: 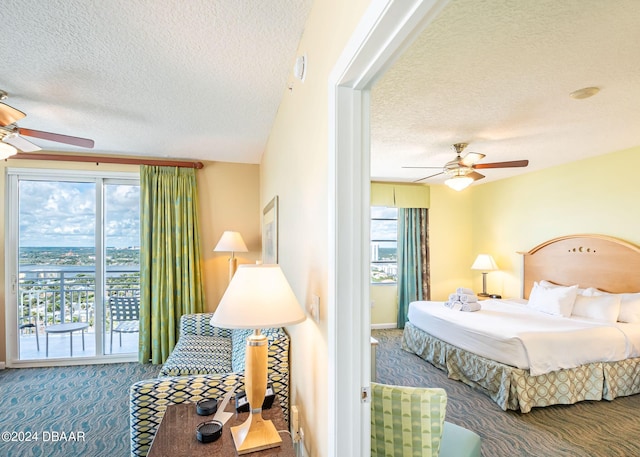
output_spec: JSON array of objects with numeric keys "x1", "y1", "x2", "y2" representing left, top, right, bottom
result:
[{"x1": 408, "y1": 299, "x2": 632, "y2": 376}]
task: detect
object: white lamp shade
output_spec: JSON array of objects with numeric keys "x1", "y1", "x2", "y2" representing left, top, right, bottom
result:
[
  {"x1": 0, "y1": 141, "x2": 18, "y2": 160},
  {"x1": 445, "y1": 175, "x2": 473, "y2": 191},
  {"x1": 214, "y1": 231, "x2": 248, "y2": 253},
  {"x1": 471, "y1": 254, "x2": 499, "y2": 271},
  {"x1": 210, "y1": 264, "x2": 306, "y2": 329}
]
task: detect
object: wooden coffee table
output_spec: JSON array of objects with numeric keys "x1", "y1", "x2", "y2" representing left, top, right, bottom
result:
[{"x1": 148, "y1": 397, "x2": 295, "y2": 457}]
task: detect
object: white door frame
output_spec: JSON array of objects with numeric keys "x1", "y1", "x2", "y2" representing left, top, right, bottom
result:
[{"x1": 328, "y1": 0, "x2": 449, "y2": 455}]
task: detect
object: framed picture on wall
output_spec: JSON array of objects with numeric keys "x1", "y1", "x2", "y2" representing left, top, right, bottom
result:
[{"x1": 262, "y1": 196, "x2": 279, "y2": 264}]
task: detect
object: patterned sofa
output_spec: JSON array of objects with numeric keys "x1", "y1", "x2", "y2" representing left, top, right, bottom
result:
[{"x1": 129, "y1": 313, "x2": 290, "y2": 457}]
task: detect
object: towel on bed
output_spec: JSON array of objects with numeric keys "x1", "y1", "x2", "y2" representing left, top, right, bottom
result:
[
  {"x1": 448, "y1": 293, "x2": 478, "y2": 303},
  {"x1": 444, "y1": 300, "x2": 482, "y2": 312},
  {"x1": 456, "y1": 287, "x2": 475, "y2": 295},
  {"x1": 445, "y1": 301, "x2": 462, "y2": 311},
  {"x1": 460, "y1": 302, "x2": 481, "y2": 312}
]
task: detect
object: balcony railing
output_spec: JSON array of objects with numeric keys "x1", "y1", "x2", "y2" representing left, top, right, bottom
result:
[{"x1": 18, "y1": 267, "x2": 140, "y2": 333}]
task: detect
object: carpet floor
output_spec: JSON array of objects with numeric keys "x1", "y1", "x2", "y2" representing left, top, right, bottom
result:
[
  {"x1": 0, "y1": 363, "x2": 159, "y2": 457},
  {"x1": 373, "y1": 328, "x2": 640, "y2": 457},
  {"x1": 4, "y1": 334, "x2": 640, "y2": 457}
]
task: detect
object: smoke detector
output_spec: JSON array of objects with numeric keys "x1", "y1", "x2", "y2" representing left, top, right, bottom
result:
[{"x1": 293, "y1": 54, "x2": 307, "y2": 82}]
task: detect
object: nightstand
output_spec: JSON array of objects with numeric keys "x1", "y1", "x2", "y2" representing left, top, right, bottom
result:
[{"x1": 478, "y1": 294, "x2": 501, "y2": 301}]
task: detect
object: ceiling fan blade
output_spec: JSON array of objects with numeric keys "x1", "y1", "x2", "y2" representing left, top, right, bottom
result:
[
  {"x1": 0, "y1": 102, "x2": 26, "y2": 127},
  {"x1": 3, "y1": 134, "x2": 41, "y2": 152},
  {"x1": 460, "y1": 152, "x2": 485, "y2": 166},
  {"x1": 413, "y1": 171, "x2": 443, "y2": 183},
  {"x1": 473, "y1": 159, "x2": 529, "y2": 169},
  {"x1": 468, "y1": 171, "x2": 485, "y2": 181},
  {"x1": 18, "y1": 127, "x2": 95, "y2": 148}
]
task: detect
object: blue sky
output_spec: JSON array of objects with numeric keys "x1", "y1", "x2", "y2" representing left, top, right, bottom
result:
[
  {"x1": 371, "y1": 206, "x2": 398, "y2": 242},
  {"x1": 19, "y1": 180, "x2": 140, "y2": 248}
]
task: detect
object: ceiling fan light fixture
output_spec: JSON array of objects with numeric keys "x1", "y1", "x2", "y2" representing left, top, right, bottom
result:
[
  {"x1": 445, "y1": 175, "x2": 473, "y2": 191},
  {"x1": 444, "y1": 163, "x2": 472, "y2": 175},
  {"x1": 0, "y1": 141, "x2": 18, "y2": 159}
]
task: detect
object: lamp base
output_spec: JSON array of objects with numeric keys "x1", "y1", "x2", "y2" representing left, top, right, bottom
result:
[
  {"x1": 477, "y1": 292, "x2": 490, "y2": 297},
  {"x1": 232, "y1": 330, "x2": 282, "y2": 454},
  {"x1": 230, "y1": 413, "x2": 282, "y2": 454},
  {"x1": 229, "y1": 257, "x2": 238, "y2": 282}
]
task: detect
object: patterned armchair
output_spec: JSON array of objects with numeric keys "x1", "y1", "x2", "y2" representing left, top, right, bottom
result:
[
  {"x1": 129, "y1": 313, "x2": 290, "y2": 457},
  {"x1": 370, "y1": 382, "x2": 481, "y2": 457}
]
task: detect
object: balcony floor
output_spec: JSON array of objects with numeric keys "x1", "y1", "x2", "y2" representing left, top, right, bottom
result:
[{"x1": 19, "y1": 329, "x2": 138, "y2": 360}]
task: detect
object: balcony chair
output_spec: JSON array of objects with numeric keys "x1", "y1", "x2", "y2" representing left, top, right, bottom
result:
[
  {"x1": 109, "y1": 296, "x2": 140, "y2": 353},
  {"x1": 371, "y1": 382, "x2": 481, "y2": 457},
  {"x1": 19, "y1": 315, "x2": 40, "y2": 351}
]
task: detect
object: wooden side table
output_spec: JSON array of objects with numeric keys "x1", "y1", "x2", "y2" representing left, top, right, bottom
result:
[{"x1": 148, "y1": 397, "x2": 295, "y2": 457}]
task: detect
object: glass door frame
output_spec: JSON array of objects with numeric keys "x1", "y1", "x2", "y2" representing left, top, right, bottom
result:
[{"x1": 5, "y1": 167, "x2": 140, "y2": 367}]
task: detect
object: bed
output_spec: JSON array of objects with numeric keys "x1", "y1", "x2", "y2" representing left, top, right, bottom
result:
[{"x1": 401, "y1": 234, "x2": 640, "y2": 413}]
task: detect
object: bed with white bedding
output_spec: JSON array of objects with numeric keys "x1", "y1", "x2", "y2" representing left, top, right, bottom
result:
[{"x1": 402, "y1": 234, "x2": 640, "y2": 412}]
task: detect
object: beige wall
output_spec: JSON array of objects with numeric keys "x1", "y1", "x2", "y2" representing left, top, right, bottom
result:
[
  {"x1": 199, "y1": 161, "x2": 261, "y2": 310},
  {"x1": 259, "y1": 1, "x2": 370, "y2": 455},
  {"x1": 370, "y1": 285, "x2": 397, "y2": 326},
  {"x1": 0, "y1": 157, "x2": 260, "y2": 364},
  {"x1": 428, "y1": 185, "x2": 476, "y2": 299},
  {"x1": 470, "y1": 145, "x2": 640, "y2": 299}
]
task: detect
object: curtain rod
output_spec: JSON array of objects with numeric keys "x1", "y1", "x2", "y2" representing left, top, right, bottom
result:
[{"x1": 9, "y1": 152, "x2": 204, "y2": 169}]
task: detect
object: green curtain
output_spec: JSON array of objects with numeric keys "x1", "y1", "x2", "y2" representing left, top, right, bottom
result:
[
  {"x1": 139, "y1": 165, "x2": 205, "y2": 364},
  {"x1": 397, "y1": 208, "x2": 430, "y2": 328}
]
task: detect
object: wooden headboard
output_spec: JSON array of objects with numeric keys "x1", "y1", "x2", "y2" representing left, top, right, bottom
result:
[{"x1": 522, "y1": 234, "x2": 640, "y2": 298}]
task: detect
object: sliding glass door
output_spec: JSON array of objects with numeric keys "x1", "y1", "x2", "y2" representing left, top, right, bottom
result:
[
  {"x1": 104, "y1": 181, "x2": 141, "y2": 356},
  {"x1": 5, "y1": 169, "x2": 140, "y2": 365}
]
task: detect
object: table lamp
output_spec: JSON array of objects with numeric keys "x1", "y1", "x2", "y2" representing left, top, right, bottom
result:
[
  {"x1": 471, "y1": 254, "x2": 499, "y2": 297},
  {"x1": 214, "y1": 231, "x2": 248, "y2": 281},
  {"x1": 210, "y1": 264, "x2": 306, "y2": 454}
]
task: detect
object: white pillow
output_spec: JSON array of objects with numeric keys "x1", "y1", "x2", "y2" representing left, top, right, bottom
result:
[
  {"x1": 572, "y1": 294, "x2": 621, "y2": 322},
  {"x1": 581, "y1": 287, "x2": 604, "y2": 297},
  {"x1": 582, "y1": 288, "x2": 640, "y2": 323},
  {"x1": 528, "y1": 282, "x2": 579, "y2": 317},
  {"x1": 539, "y1": 279, "x2": 586, "y2": 295}
]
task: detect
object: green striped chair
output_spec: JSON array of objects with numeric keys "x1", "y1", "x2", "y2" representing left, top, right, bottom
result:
[{"x1": 371, "y1": 382, "x2": 481, "y2": 457}]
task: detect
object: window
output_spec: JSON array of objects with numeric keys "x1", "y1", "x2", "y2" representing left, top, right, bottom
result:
[
  {"x1": 6, "y1": 168, "x2": 140, "y2": 364},
  {"x1": 370, "y1": 206, "x2": 398, "y2": 283}
]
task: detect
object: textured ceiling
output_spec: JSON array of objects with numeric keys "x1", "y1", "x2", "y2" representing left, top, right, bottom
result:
[
  {"x1": 371, "y1": 0, "x2": 640, "y2": 185},
  {"x1": 0, "y1": 0, "x2": 312, "y2": 163},
  {"x1": 2, "y1": 0, "x2": 638, "y2": 178}
]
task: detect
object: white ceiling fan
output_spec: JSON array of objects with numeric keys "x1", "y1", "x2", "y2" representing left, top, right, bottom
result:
[
  {"x1": 0, "y1": 89, "x2": 94, "y2": 159},
  {"x1": 403, "y1": 142, "x2": 529, "y2": 190}
]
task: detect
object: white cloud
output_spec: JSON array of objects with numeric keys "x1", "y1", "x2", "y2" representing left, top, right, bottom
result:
[{"x1": 19, "y1": 180, "x2": 139, "y2": 248}]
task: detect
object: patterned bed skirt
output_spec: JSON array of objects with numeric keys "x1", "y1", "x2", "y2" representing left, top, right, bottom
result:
[{"x1": 402, "y1": 322, "x2": 640, "y2": 413}]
